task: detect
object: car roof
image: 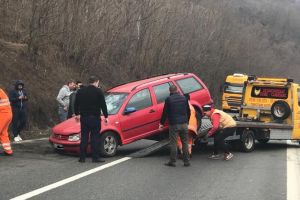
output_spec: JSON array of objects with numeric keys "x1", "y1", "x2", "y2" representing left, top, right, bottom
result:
[{"x1": 108, "y1": 73, "x2": 191, "y2": 93}]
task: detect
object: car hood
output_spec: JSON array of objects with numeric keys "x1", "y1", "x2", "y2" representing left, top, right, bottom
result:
[{"x1": 52, "y1": 117, "x2": 81, "y2": 135}]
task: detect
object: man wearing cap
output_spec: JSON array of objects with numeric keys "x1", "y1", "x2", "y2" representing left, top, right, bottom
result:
[
  {"x1": 159, "y1": 85, "x2": 191, "y2": 167},
  {"x1": 203, "y1": 105, "x2": 236, "y2": 160}
]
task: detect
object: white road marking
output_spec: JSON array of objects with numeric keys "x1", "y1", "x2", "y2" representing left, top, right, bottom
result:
[
  {"x1": 10, "y1": 157, "x2": 132, "y2": 200},
  {"x1": 12, "y1": 137, "x2": 49, "y2": 144},
  {"x1": 0, "y1": 137, "x2": 48, "y2": 148},
  {"x1": 287, "y1": 140, "x2": 300, "y2": 200}
]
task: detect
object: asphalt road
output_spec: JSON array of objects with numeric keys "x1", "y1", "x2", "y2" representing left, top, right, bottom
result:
[{"x1": 0, "y1": 138, "x2": 299, "y2": 200}]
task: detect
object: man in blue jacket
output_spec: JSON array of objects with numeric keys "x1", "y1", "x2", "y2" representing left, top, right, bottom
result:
[
  {"x1": 159, "y1": 85, "x2": 191, "y2": 167},
  {"x1": 9, "y1": 80, "x2": 28, "y2": 142}
]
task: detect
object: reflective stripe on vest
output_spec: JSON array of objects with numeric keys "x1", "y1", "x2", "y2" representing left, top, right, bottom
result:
[
  {"x1": 0, "y1": 99, "x2": 10, "y2": 106},
  {"x1": 212, "y1": 109, "x2": 237, "y2": 129},
  {"x1": 2, "y1": 143, "x2": 12, "y2": 150}
]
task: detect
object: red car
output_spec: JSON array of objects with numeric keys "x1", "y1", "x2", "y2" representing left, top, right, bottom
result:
[{"x1": 49, "y1": 73, "x2": 213, "y2": 156}]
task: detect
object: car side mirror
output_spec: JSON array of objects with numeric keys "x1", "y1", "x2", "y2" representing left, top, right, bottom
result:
[{"x1": 124, "y1": 107, "x2": 136, "y2": 115}]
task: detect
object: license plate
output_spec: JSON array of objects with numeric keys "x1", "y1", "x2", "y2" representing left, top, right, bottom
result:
[{"x1": 53, "y1": 143, "x2": 64, "y2": 149}]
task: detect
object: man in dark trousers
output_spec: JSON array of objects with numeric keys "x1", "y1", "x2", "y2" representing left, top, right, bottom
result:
[
  {"x1": 9, "y1": 80, "x2": 28, "y2": 142},
  {"x1": 74, "y1": 76, "x2": 108, "y2": 163},
  {"x1": 159, "y1": 85, "x2": 191, "y2": 167},
  {"x1": 203, "y1": 105, "x2": 236, "y2": 161}
]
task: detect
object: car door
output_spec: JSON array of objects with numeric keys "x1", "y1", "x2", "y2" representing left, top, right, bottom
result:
[
  {"x1": 151, "y1": 82, "x2": 173, "y2": 127},
  {"x1": 119, "y1": 88, "x2": 158, "y2": 142}
]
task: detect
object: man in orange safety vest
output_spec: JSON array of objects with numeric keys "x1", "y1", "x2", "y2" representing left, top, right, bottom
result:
[
  {"x1": 177, "y1": 94, "x2": 198, "y2": 157},
  {"x1": 0, "y1": 87, "x2": 13, "y2": 155}
]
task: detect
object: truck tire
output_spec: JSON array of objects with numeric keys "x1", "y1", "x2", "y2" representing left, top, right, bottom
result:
[
  {"x1": 99, "y1": 132, "x2": 118, "y2": 157},
  {"x1": 240, "y1": 129, "x2": 255, "y2": 152},
  {"x1": 271, "y1": 101, "x2": 291, "y2": 120},
  {"x1": 257, "y1": 138, "x2": 269, "y2": 144}
]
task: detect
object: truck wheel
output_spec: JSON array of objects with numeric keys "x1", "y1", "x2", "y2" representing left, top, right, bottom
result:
[
  {"x1": 240, "y1": 129, "x2": 255, "y2": 152},
  {"x1": 271, "y1": 101, "x2": 291, "y2": 120},
  {"x1": 99, "y1": 132, "x2": 118, "y2": 157},
  {"x1": 257, "y1": 139, "x2": 269, "y2": 144}
]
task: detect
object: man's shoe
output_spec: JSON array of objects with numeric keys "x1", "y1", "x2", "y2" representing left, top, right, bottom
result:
[
  {"x1": 4, "y1": 151, "x2": 13, "y2": 156},
  {"x1": 92, "y1": 158, "x2": 105, "y2": 163},
  {"x1": 78, "y1": 158, "x2": 85, "y2": 163},
  {"x1": 208, "y1": 154, "x2": 222, "y2": 160},
  {"x1": 14, "y1": 137, "x2": 20, "y2": 142},
  {"x1": 17, "y1": 135, "x2": 23, "y2": 141},
  {"x1": 184, "y1": 162, "x2": 191, "y2": 167},
  {"x1": 224, "y1": 153, "x2": 234, "y2": 161},
  {"x1": 164, "y1": 162, "x2": 176, "y2": 167}
]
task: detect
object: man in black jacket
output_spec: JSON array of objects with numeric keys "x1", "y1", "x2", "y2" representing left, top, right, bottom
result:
[
  {"x1": 74, "y1": 76, "x2": 108, "y2": 163},
  {"x1": 9, "y1": 80, "x2": 28, "y2": 142},
  {"x1": 67, "y1": 81, "x2": 83, "y2": 119},
  {"x1": 159, "y1": 85, "x2": 191, "y2": 167}
]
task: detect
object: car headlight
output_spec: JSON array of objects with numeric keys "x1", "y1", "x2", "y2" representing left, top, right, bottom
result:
[{"x1": 68, "y1": 134, "x2": 80, "y2": 142}]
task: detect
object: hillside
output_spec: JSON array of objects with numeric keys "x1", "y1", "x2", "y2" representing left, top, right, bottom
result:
[{"x1": 1, "y1": 0, "x2": 300, "y2": 129}]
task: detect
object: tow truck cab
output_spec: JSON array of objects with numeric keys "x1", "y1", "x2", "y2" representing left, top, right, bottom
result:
[{"x1": 222, "y1": 73, "x2": 248, "y2": 112}]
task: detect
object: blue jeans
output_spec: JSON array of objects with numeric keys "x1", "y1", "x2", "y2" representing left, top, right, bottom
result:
[
  {"x1": 80, "y1": 115, "x2": 101, "y2": 160},
  {"x1": 58, "y1": 107, "x2": 68, "y2": 122},
  {"x1": 11, "y1": 107, "x2": 27, "y2": 137}
]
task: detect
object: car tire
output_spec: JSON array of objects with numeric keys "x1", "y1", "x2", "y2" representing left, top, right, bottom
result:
[
  {"x1": 257, "y1": 138, "x2": 269, "y2": 144},
  {"x1": 99, "y1": 132, "x2": 118, "y2": 157},
  {"x1": 240, "y1": 129, "x2": 255, "y2": 152},
  {"x1": 271, "y1": 100, "x2": 291, "y2": 120}
]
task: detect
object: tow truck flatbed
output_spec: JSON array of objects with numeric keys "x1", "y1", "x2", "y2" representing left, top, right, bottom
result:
[{"x1": 236, "y1": 121, "x2": 293, "y2": 129}]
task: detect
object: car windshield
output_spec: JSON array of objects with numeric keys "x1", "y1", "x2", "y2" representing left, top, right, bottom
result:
[
  {"x1": 224, "y1": 83, "x2": 244, "y2": 94},
  {"x1": 104, "y1": 92, "x2": 128, "y2": 115}
]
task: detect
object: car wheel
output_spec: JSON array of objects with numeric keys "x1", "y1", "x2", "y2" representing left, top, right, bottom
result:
[
  {"x1": 240, "y1": 129, "x2": 255, "y2": 152},
  {"x1": 257, "y1": 138, "x2": 269, "y2": 144},
  {"x1": 99, "y1": 132, "x2": 118, "y2": 157},
  {"x1": 271, "y1": 100, "x2": 291, "y2": 120}
]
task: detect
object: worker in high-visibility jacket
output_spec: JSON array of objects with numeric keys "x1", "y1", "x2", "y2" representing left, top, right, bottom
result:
[
  {"x1": 177, "y1": 95, "x2": 198, "y2": 156},
  {"x1": 0, "y1": 87, "x2": 13, "y2": 155}
]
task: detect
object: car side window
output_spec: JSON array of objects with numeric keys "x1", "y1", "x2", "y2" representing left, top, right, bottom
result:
[
  {"x1": 176, "y1": 77, "x2": 203, "y2": 94},
  {"x1": 153, "y1": 83, "x2": 171, "y2": 104},
  {"x1": 126, "y1": 89, "x2": 152, "y2": 111}
]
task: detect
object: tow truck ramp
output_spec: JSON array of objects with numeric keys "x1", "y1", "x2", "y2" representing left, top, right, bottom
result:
[{"x1": 130, "y1": 119, "x2": 213, "y2": 158}]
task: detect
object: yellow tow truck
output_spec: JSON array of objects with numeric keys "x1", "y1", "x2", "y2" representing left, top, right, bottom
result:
[{"x1": 228, "y1": 76, "x2": 300, "y2": 152}]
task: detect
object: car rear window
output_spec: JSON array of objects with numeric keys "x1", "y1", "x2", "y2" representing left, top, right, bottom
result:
[
  {"x1": 176, "y1": 77, "x2": 203, "y2": 94},
  {"x1": 153, "y1": 82, "x2": 172, "y2": 104}
]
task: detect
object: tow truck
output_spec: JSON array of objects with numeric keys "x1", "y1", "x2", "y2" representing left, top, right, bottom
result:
[
  {"x1": 222, "y1": 76, "x2": 300, "y2": 152},
  {"x1": 132, "y1": 76, "x2": 300, "y2": 156}
]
